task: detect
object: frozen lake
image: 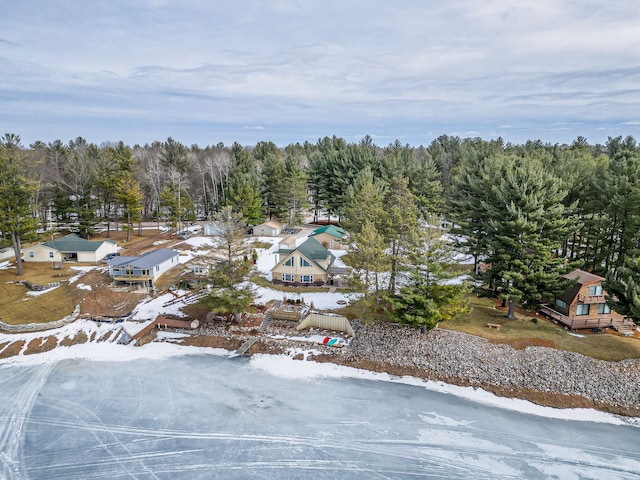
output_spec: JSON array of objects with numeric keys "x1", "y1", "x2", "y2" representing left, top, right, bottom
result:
[{"x1": 1, "y1": 352, "x2": 639, "y2": 479}]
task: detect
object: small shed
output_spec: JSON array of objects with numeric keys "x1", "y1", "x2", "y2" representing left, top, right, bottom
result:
[
  {"x1": 254, "y1": 220, "x2": 284, "y2": 237},
  {"x1": 297, "y1": 313, "x2": 355, "y2": 337}
]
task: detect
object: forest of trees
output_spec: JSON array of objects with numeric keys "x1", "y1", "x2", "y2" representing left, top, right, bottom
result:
[{"x1": 1, "y1": 132, "x2": 640, "y2": 325}]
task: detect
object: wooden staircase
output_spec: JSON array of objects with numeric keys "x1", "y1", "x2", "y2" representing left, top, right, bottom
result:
[{"x1": 612, "y1": 319, "x2": 636, "y2": 336}]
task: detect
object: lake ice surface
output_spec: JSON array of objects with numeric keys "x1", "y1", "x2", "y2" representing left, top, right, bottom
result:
[{"x1": 1, "y1": 353, "x2": 639, "y2": 480}]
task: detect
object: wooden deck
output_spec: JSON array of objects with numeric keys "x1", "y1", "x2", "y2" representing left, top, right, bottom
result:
[{"x1": 538, "y1": 305, "x2": 615, "y2": 330}]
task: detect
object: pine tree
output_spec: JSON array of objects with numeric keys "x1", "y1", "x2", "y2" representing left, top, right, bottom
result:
[
  {"x1": 0, "y1": 134, "x2": 39, "y2": 276},
  {"x1": 483, "y1": 154, "x2": 575, "y2": 319},
  {"x1": 205, "y1": 206, "x2": 254, "y2": 323},
  {"x1": 603, "y1": 258, "x2": 640, "y2": 325},
  {"x1": 386, "y1": 223, "x2": 469, "y2": 332},
  {"x1": 382, "y1": 176, "x2": 420, "y2": 293}
]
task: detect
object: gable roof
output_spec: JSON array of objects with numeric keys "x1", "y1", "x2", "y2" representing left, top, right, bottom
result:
[
  {"x1": 260, "y1": 220, "x2": 283, "y2": 229},
  {"x1": 43, "y1": 233, "x2": 110, "y2": 252},
  {"x1": 295, "y1": 237, "x2": 336, "y2": 271},
  {"x1": 310, "y1": 224, "x2": 346, "y2": 240},
  {"x1": 558, "y1": 269, "x2": 605, "y2": 304},
  {"x1": 562, "y1": 269, "x2": 604, "y2": 285},
  {"x1": 110, "y1": 248, "x2": 179, "y2": 269}
]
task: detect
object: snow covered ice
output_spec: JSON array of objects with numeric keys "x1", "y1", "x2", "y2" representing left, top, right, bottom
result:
[{"x1": 1, "y1": 349, "x2": 639, "y2": 479}]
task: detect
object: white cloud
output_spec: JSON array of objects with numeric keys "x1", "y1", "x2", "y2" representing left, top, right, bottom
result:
[{"x1": 1, "y1": 1, "x2": 639, "y2": 146}]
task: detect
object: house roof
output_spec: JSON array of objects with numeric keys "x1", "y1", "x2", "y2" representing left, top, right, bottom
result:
[
  {"x1": 557, "y1": 269, "x2": 605, "y2": 304},
  {"x1": 310, "y1": 225, "x2": 346, "y2": 240},
  {"x1": 110, "y1": 248, "x2": 179, "y2": 269},
  {"x1": 43, "y1": 233, "x2": 110, "y2": 252},
  {"x1": 562, "y1": 269, "x2": 604, "y2": 284},
  {"x1": 258, "y1": 220, "x2": 283, "y2": 229},
  {"x1": 296, "y1": 237, "x2": 336, "y2": 272}
]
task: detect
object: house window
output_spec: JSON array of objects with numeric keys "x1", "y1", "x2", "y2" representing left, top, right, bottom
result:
[
  {"x1": 29, "y1": 251, "x2": 35, "y2": 258},
  {"x1": 300, "y1": 275, "x2": 313, "y2": 283},
  {"x1": 589, "y1": 285, "x2": 603, "y2": 296},
  {"x1": 300, "y1": 257, "x2": 311, "y2": 267},
  {"x1": 598, "y1": 303, "x2": 611, "y2": 314},
  {"x1": 284, "y1": 257, "x2": 295, "y2": 267},
  {"x1": 576, "y1": 304, "x2": 590, "y2": 316},
  {"x1": 49, "y1": 251, "x2": 54, "y2": 258},
  {"x1": 282, "y1": 273, "x2": 294, "y2": 282},
  {"x1": 155, "y1": 265, "x2": 159, "y2": 272},
  {"x1": 555, "y1": 299, "x2": 566, "y2": 309}
]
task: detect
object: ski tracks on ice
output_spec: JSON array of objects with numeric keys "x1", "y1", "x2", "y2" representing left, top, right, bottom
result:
[{"x1": 0, "y1": 362, "x2": 54, "y2": 480}]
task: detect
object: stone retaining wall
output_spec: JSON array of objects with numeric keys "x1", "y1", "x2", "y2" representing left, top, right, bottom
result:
[{"x1": 0, "y1": 305, "x2": 81, "y2": 333}]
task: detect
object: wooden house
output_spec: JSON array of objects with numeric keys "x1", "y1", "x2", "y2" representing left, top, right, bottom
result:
[
  {"x1": 271, "y1": 237, "x2": 335, "y2": 286},
  {"x1": 538, "y1": 269, "x2": 630, "y2": 332}
]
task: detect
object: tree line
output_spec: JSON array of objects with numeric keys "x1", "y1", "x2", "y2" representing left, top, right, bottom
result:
[{"x1": 1, "y1": 132, "x2": 639, "y2": 325}]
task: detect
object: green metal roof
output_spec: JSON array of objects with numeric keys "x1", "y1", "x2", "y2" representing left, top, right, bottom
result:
[
  {"x1": 310, "y1": 224, "x2": 346, "y2": 239},
  {"x1": 296, "y1": 237, "x2": 336, "y2": 271},
  {"x1": 43, "y1": 233, "x2": 107, "y2": 252}
]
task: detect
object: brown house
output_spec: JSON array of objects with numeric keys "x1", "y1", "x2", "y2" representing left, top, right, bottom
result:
[{"x1": 538, "y1": 269, "x2": 632, "y2": 332}]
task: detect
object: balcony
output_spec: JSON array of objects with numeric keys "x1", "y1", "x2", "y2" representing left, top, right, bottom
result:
[{"x1": 577, "y1": 294, "x2": 605, "y2": 304}]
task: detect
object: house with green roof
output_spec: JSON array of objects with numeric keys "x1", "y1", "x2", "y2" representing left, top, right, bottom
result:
[
  {"x1": 23, "y1": 233, "x2": 118, "y2": 263},
  {"x1": 309, "y1": 225, "x2": 347, "y2": 249},
  {"x1": 271, "y1": 237, "x2": 336, "y2": 286}
]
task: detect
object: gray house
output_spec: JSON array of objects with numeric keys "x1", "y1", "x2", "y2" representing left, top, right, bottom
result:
[{"x1": 108, "y1": 248, "x2": 180, "y2": 289}]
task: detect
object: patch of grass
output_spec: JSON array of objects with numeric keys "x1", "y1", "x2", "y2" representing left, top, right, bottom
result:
[
  {"x1": 250, "y1": 240, "x2": 274, "y2": 249},
  {"x1": 0, "y1": 263, "x2": 77, "y2": 324},
  {"x1": 442, "y1": 295, "x2": 640, "y2": 361}
]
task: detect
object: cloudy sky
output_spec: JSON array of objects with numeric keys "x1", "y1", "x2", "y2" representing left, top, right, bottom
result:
[{"x1": 2, "y1": 0, "x2": 640, "y2": 147}]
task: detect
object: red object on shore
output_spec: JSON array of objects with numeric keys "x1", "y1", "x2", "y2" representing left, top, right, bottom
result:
[{"x1": 322, "y1": 336, "x2": 330, "y2": 345}]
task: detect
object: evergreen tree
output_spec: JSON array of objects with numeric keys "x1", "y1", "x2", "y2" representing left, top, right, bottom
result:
[
  {"x1": 0, "y1": 134, "x2": 39, "y2": 276},
  {"x1": 603, "y1": 258, "x2": 640, "y2": 325},
  {"x1": 226, "y1": 175, "x2": 263, "y2": 225},
  {"x1": 348, "y1": 220, "x2": 389, "y2": 308},
  {"x1": 386, "y1": 221, "x2": 470, "y2": 332},
  {"x1": 483, "y1": 154, "x2": 575, "y2": 318},
  {"x1": 205, "y1": 206, "x2": 254, "y2": 323},
  {"x1": 342, "y1": 167, "x2": 386, "y2": 235},
  {"x1": 115, "y1": 175, "x2": 144, "y2": 241},
  {"x1": 382, "y1": 176, "x2": 421, "y2": 293},
  {"x1": 283, "y1": 155, "x2": 308, "y2": 225}
]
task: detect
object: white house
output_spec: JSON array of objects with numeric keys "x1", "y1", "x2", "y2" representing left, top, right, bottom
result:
[
  {"x1": 23, "y1": 233, "x2": 118, "y2": 263},
  {"x1": 253, "y1": 220, "x2": 284, "y2": 237},
  {"x1": 108, "y1": 248, "x2": 180, "y2": 289}
]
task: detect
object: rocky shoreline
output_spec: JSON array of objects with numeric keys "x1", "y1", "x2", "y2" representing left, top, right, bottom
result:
[{"x1": 191, "y1": 318, "x2": 640, "y2": 417}]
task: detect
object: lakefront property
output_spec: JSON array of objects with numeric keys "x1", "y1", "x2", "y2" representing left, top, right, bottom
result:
[
  {"x1": 108, "y1": 248, "x2": 180, "y2": 290},
  {"x1": 539, "y1": 269, "x2": 635, "y2": 335}
]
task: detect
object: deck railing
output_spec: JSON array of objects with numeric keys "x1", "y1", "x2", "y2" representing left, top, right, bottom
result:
[
  {"x1": 577, "y1": 294, "x2": 606, "y2": 304},
  {"x1": 538, "y1": 305, "x2": 614, "y2": 330}
]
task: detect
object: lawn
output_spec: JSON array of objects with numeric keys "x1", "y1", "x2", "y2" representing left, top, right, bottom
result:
[
  {"x1": 443, "y1": 295, "x2": 640, "y2": 361},
  {"x1": 0, "y1": 262, "x2": 78, "y2": 324}
]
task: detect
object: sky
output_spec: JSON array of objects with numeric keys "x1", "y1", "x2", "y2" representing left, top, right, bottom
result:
[{"x1": 2, "y1": 0, "x2": 640, "y2": 148}]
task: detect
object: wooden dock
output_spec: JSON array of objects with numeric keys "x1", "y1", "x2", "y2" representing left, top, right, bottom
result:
[{"x1": 236, "y1": 338, "x2": 258, "y2": 355}]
